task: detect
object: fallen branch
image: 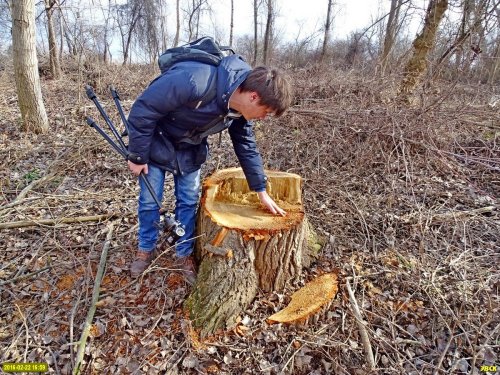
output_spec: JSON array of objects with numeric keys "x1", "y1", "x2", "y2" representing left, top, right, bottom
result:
[
  {"x1": 0, "y1": 197, "x2": 42, "y2": 211},
  {"x1": 0, "y1": 213, "x2": 122, "y2": 229},
  {"x1": 0, "y1": 265, "x2": 52, "y2": 287},
  {"x1": 13, "y1": 173, "x2": 56, "y2": 203},
  {"x1": 73, "y1": 223, "x2": 114, "y2": 375},
  {"x1": 345, "y1": 278, "x2": 376, "y2": 370},
  {"x1": 401, "y1": 206, "x2": 495, "y2": 225},
  {"x1": 433, "y1": 330, "x2": 455, "y2": 375}
]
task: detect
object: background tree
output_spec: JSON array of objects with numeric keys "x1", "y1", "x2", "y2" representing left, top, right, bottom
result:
[
  {"x1": 12, "y1": 0, "x2": 49, "y2": 133},
  {"x1": 185, "y1": 0, "x2": 210, "y2": 41},
  {"x1": 378, "y1": 0, "x2": 403, "y2": 75},
  {"x1": 435, "y1": 0, "x2": 495, "y2": 75},
  {"x1": 0, "y1": 1, "x2": 12, "y2": 48},
  {"x1": 135, "y1": 0, "x2": 165, "y2": 63},
  {"x1": 44, "y1": 0, "x2": 61, "y2": 77},
  {"x1": 173, "y1": 0, "x2": 180, "y2": 46},
  {"x1": 229, "y1": 0, "x2": 234, "y2": 46},
  {"x1": 487, "y1": 4, "x2": 500, "y2": 82},
  {"x1": 114, "y1": 0, "x2": 142, "y2": 65},
  {"x1": 399, "y1": 0, "x2": 448, "y2": 103},
  {"x1": 320, "y1": 0, "x2": 334, "y2": 63},
  {"x1": 262, "y1": 0, "x2": 274, "y2": 64},
  {"x1": 344, "y1": 31, "x2": 367, "y2": 67},
  {"x1": 253, "y1": 0, "x2": 259, "y2": 65},
  {"x1": 99, "y1": 0, "x2": 114, "y2": 63}
]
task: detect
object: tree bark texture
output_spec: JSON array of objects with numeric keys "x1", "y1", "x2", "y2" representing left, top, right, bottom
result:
[
  {"x1": 398, "y1": 0, "x2": 448, "y2": 103},
  {"x1": 379, "y1": 0, "x2": 401, "y2": 75},
  {"x1": 44, "y1": 0, "x2": 61, "y2": 78},
  {"x1": 185, "y1": 168, "x2": 319, "y2": 337},
  {"x1": 174, "y1": 0, "x2": 180, "y2": 47},
  {"x1": 253, "y1": 0, "x2": 258, "y2": 65},
  {"x1": 229, "y1": 0, "x2": 234, "y2": 46},
  {"x1": 12, "y1": 0, "x2": 49, "y2": 134},
  {"x1": 263, "y1": 0, "x2": 274, "y2": 64},
  {"x1": 320, "y1": 0, "x2": 334, "y2": 62}
]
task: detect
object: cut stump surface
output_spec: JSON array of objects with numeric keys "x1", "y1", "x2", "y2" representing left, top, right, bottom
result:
[{"x1": 185, "y1": 168, "x2": 317, "y2": 337}]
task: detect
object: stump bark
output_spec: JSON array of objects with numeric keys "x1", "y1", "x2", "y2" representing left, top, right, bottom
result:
[{"x1": 185, "y1": 168, "x2": 319, "y2": 336}]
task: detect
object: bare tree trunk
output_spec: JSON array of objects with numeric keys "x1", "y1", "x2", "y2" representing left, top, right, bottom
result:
[
  {"x1": 379, "y1": 0, "x2": 401, "y2": 75},
  {"x1": 101, "y1": 0, "x2": 113, "y2": 64},
  {"x1": 195, "y1": 4, "x2": 200, "y2": 39},
  {"x1": 253, "y1": 0, "x2": 258, "y2": 65},
  {"x1": 159, "y1": 3, "x2": 168, "y2": 51},
  {"x1": 263, "y1": 0, "x2": 273, "y2": 64},
  {"x1": 174, "y1": 0, "x2": 180, "y2": 46},
  {"x1": 58, "y1": 7, "x2": 64, "y2": 60},
  {"x1": 488, "y1": 7, "x2": 500, "y2": 83},
  {"x1": 229, "y1": 0, "x2": 234, "y2": 46},
  {"x1": 122, "y1": 2, "x2": 141, "y2": 66},
  {"x1": 399, "y1": 0, "x2": 448, "y2": 103},
  {"x1": 320, "y1": 0, "x2": 334, "y2": 62},
  {"x1": 44, "y1": 0, "x2": 61, "y2": 78},
  {"x1": 12, "y1": 0, "x2": 49, "y2": 134},
  {"x1": 488, "y1": 38, "x2": 500, "y2": 83},
  {"x1": 454, "y1": 0, "x2": 473, "y2": 71},
  {"x1": 436, "y1": 0, "x2": 489, "y2": 70}
]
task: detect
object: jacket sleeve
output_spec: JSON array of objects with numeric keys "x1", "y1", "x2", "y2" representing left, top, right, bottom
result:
[
  {"x1": 127, "y1": 68, "x2": 196, "y2": 164},
  {"x1": 228, "y1": 117, "x2": 268, "y2": 192}
]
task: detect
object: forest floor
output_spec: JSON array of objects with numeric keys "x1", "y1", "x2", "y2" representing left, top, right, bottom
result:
[{"x1": 0, "y1": 61, "x2": 498, "y2": 375}]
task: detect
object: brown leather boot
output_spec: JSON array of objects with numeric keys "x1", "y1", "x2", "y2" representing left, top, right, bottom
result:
[
  {"x1": 130, "y1": 250, "x2": 155, "y2": 278},
  {"x1": 173, "y1": 256, "x2": 197, "y2": 285}
]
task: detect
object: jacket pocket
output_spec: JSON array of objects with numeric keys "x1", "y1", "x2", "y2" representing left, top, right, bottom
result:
[
  {"x1": 193, "y1": 141, "x2": 209, "y2": 165},
  {"x1": 149, "y1": 132, "x2": 176, "y2": 170}
]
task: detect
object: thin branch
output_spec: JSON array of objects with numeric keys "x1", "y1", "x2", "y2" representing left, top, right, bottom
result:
[
  {"x1": 12, "y1": 173, "x2": 56, "y2": 204},
  {"x1": 345, "y1": 278, "x2": 376, "y2": 370},
  {"x1": 0, "y1": 265, "x2": 52, "y2": 287},
  {"x1": 72, "y1": 223, "x2": 114, "y2": 375},
  {"x1": 0, "y1": 213, "x2": 123, "y2": 229}
]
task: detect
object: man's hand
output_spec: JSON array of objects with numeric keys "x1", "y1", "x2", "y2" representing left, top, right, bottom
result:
[
  {"x1": 257, "y1": 191, "x2": 286, "y2": 216},
  {"x1": 128, "y1": 160, "x2": 148, "y2": 176}
]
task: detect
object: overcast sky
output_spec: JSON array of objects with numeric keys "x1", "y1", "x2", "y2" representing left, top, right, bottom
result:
[
  {"x1": 212, "y1": 0, "x2": 427, "y2": 43},
  {"x1": 230, "y1": 0, "x2": 386, "y2": 39}
]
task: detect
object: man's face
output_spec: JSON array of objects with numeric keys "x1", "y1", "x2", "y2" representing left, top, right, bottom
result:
[{"x1": 240, "y1": 92, "x2": 275, "y2": 121}]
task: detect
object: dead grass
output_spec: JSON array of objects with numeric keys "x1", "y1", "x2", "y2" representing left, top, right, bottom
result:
[{"x1": 0, "y1": 61, "x2": 498, "y2": 374}]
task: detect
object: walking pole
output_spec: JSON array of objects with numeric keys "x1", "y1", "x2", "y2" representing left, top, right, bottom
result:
[
  {"x1": 87, "y1": 115, "x2": 163, "y2": 209},
  {"x1": 109, "y1": 85, "x2": 129, "y2": 136},
  {"x1": 85, "y1": 85, "x2": 127, "y2": 152}
]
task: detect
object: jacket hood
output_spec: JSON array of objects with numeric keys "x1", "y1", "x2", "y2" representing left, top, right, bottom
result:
[{"x1": 216, "y1": 55, "x2": 251, "y2": 111}]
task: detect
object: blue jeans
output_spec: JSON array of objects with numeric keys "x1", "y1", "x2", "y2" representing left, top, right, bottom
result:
[{"x1": 137, "y1": 164, "x2": 200, "y2": 257}]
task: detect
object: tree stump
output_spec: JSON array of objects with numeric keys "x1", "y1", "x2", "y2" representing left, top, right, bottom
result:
[{"x1": 185, "y1": 168, "x2": 320, "y2": 337}]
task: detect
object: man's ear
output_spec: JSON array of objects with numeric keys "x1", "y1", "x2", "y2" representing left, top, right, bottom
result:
[{"x1": 249, "y1": 91, "x2": 260, "y2": 102}]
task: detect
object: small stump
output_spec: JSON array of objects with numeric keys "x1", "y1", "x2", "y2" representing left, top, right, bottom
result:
[{"x1": 185, "y1": 168, "x2": 318, "y2": 336}]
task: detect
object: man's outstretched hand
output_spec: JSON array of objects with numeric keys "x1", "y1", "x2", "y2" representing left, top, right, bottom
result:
[
  {"x1": 128, "y1": 160, "x2": 148, "y2": 176},
  {"x1": 257, "y1": 191, "x2": 286, "y2": 216}
]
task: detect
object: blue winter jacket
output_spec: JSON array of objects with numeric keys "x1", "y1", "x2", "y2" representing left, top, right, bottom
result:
[{"x1": 127, "y1": 55, "x2": 267, "y2": 192}]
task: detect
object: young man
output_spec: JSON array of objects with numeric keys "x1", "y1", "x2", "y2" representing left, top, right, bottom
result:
[{"x1": 126, "y1": 54, "x2": 292, "y2": 281}]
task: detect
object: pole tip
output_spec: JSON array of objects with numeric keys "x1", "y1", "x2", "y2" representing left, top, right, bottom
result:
[
  {"x1": 85, "y1": 116, "x2": 95, "y2": 127},
  {"x1": 85, "y1": 85, "x2": 96, "y2": 100}
]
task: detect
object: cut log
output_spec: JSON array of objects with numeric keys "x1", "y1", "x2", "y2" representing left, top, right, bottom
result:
[
  {"x1": 185, "y1": 168, "x2": 320, "y2": 337},
  {"x1": 267, "y1": 273, "x2": 339, "y2": 325}
]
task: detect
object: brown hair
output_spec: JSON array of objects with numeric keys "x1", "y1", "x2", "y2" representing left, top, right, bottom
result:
[{"x1": 239, "y1": 66, "x2": 293, "y2": 117}]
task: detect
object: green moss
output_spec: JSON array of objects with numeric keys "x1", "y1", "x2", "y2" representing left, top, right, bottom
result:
[{"x1": 307, "y1": 223, "x2": 326, "y2": 257}]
